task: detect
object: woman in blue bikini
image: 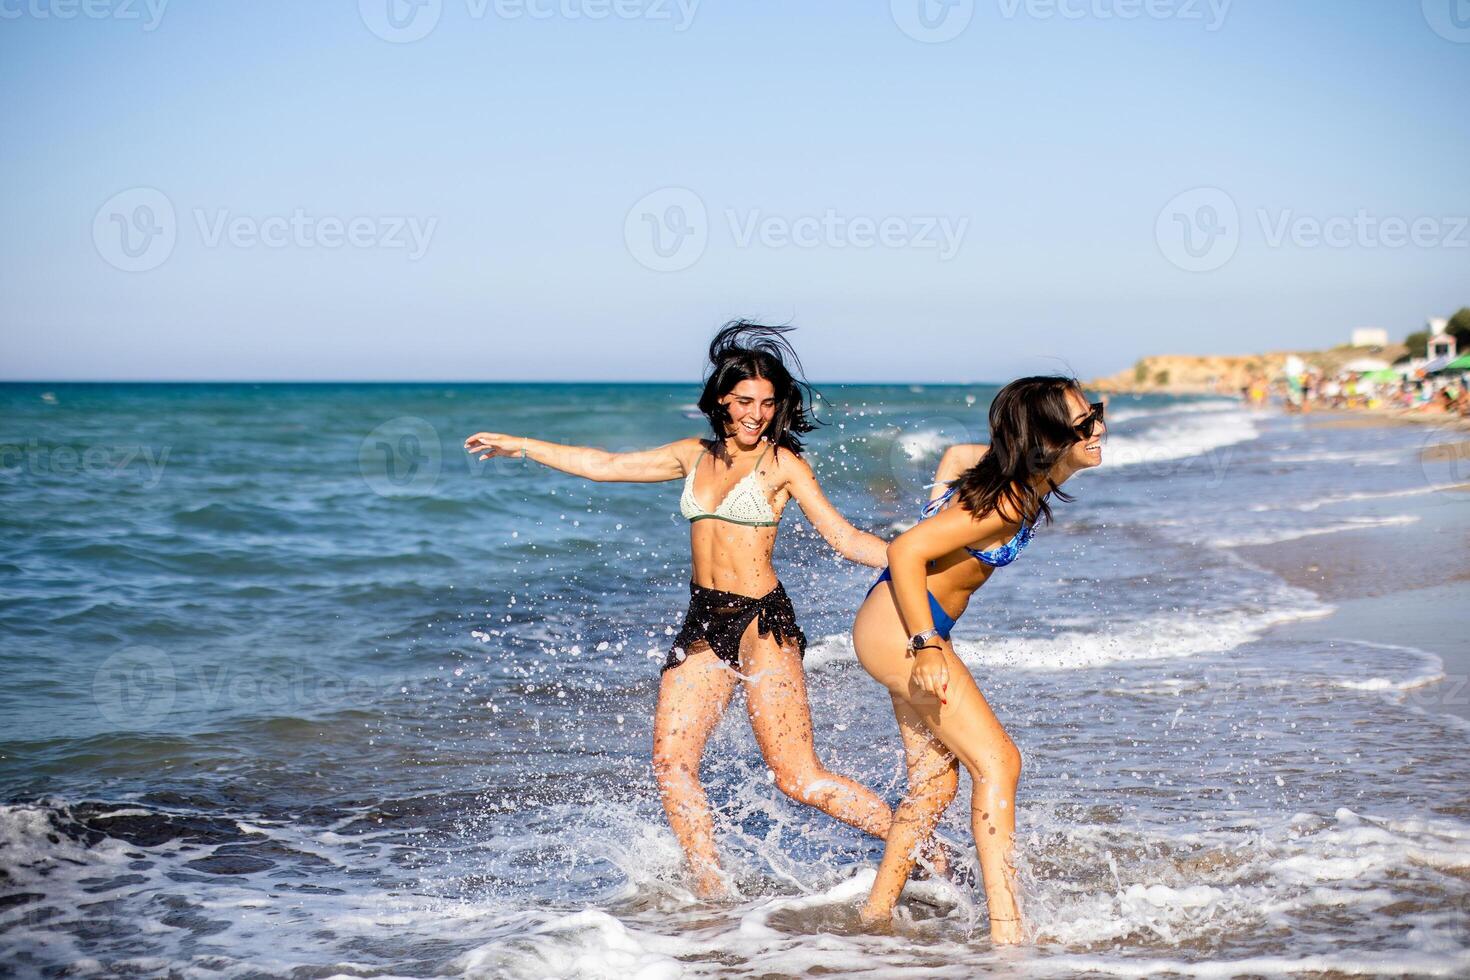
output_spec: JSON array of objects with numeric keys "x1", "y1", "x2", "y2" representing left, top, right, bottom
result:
[
  {"x1": 465, "y1": 322, "x2": 903, "y2": 899},
  {"x1": 853, "y1": 376, "x2": 1105, "y2": 943}
]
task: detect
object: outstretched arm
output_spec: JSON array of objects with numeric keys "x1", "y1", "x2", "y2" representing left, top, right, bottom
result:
[
  {"x1": 778, "y1": 452, "x2": 888, "y2": 568},
  {"x1": 928, "y1": 443, "x2": 989, "y2": 502},
  {"x1": 464, "y1": 432, "x2": 694, "y2": 483}
]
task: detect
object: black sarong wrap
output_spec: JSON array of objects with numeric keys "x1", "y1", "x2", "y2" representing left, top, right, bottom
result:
[{"x1": 664, "y1": 581, "x2": 807, "y2": 672}]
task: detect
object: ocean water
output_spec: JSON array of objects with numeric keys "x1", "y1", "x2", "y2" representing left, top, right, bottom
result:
[{"x1": 1, "y1": 382, "x2": 1468, "y2": 978}]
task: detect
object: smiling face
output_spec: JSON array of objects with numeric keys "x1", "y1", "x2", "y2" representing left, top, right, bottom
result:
[
  {"x1": 720, "y1": 377, "x2": 777, "y2": 450},
  {"x1": 1060, "y1": 388, "x2": 1105, "y2": 474}
]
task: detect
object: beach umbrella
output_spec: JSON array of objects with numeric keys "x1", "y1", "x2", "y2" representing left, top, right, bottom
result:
[
  {"x1": 1361, "y1": 369, "x2": 1401, "y2": 383},
  {"x1": 1432, "y1": 353, "x2": 1470, "y2": 373}
]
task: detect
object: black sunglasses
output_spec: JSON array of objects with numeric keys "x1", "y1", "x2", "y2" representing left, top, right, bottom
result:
[{"x1": 1073, "y1": 401, "x2": 1105, "y2": 439}]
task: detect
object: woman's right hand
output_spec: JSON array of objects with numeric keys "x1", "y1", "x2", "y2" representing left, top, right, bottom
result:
[
  {"x1": 911, "y1": 646, "x2": 949, "y2": 705},
  {"x1": 464, "y1": 432, "x2": 522, "y2": 460}
]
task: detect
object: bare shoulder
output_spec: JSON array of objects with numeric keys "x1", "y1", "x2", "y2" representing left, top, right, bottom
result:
[
  {"x1": 670, "y1": 437, "x2": 706, "y2": 473},
  {"x1": 765, "y1": 444, "x2": 814, "y2": 483},
  {"x1": 944, "y1": 443, "x2": 988, "y2": 469},
  {"x1": 935, "y1": 443, "x2": 988, "y2": 483}
]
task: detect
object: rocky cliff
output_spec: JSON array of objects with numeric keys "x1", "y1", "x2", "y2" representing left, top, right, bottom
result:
[{"x1": 1088, "y1": 344, "x2": 1409, "y2": 394}]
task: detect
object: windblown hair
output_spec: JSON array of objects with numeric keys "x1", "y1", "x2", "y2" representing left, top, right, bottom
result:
[
  {"x1": 951, "y1": 375, "x2": 1086, "y2": 527},
  {"x1": 697, "y1": 321, "x2": 819, "y2": 458}
]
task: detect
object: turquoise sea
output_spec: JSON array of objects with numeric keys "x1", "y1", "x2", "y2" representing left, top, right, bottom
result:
[{"x1": 1, "y1": 382, "x2": 1468, "y2": 977}]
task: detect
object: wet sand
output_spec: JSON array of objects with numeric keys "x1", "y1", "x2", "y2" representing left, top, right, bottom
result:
[
  {"x1": 1233, "y1": 447, "x2": 1470, "y2": 723},
  {"x1": 1303, "y1": 411, "x2": 1470, "y2": 431}
]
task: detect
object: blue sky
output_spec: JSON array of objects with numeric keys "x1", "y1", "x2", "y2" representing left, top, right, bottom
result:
[{"x1": 2, "y1": 0, "x2": 1467, "y2": 382}]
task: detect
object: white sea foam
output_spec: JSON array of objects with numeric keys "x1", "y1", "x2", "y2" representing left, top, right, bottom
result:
[
  {"x1": 1102, "y1": 407, "x2": 1260, "y2": 470},
  {"x1": 1270, "y1": 448, "x2": 1409, "y2": 466},
  {"x1": 1251, "y1": 483, "x2": 1470, "y2": 512},
  {"x1": 893, "y1": 428, "x2": 951, "y2": 461},
  {"x1": 804, "y1": 597, "x2": 1330, "y2": 673},
  {"x1": 952, "y1": 604, "x2": 1330, "y2": 670},
  {"x1": 455, "y1": 909, "x2": 685, "y2": 980},
  {"x1": 8, "y1": 736, "x2": 1470, "y2": 977},
  {"x1": 890, "y1": 399, "x2": 1255, "y2": 473},
  {"x1": 1039, "y1": 950, "x2": 1470, "y2": 977},
  {"x1": 1209, "y1": 514, "x2": 1418, "y2": 547},
  {"x1": 1310, "y1": 640, "x2": 1447, "y2": 695},
  {"x1": 1104, "y1": 399, "x2": 1240, "y2": 425}
]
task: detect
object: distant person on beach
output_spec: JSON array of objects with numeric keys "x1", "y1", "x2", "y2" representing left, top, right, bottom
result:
[
  {"x1": 464, "y1": 322, "x2": 902, "y2": 899},
  {"x1": 851, "y1": 376, "x2": 1104, "y2": 944}
]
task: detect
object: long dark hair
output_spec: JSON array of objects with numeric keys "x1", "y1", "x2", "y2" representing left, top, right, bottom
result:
[
  {"x1": 951, "y1": 375, "x2": 1084, "y2": 527},
  {"x1": 697, "y1": 321, "x2": 819, "y2": 458}
]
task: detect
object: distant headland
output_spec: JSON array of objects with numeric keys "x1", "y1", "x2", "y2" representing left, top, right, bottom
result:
[{"x1": 1089, "y1": 309, "x2": 1467, "y2": 395}]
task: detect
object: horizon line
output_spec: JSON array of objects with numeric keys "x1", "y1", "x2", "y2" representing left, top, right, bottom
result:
[{"x1": 0, "y1": 377, "x2": 1048, "y2": 387}]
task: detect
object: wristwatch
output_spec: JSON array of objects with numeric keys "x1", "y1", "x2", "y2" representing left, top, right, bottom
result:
[{"x1": 906, "y1": 629, "x2": 942, "y2": 656}]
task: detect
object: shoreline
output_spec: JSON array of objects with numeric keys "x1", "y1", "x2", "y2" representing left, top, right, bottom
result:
[{"x1": 1228, "y1": 415, "x2": 1470, "y2": 723}]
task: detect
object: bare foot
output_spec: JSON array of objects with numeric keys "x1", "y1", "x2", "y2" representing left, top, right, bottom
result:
[
  {"x1": 988, "y1": 914, "x2": 1024, "y2": 945},
  {"x1": 691, "y1": 870, "x2": 732, "y2": 901},
  {"x1": 858, "y1": 902, "x2": 892, "y2": 929}
]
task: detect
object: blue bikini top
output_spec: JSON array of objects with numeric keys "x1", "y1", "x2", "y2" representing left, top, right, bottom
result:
[{"x1": 919, "y1": 485, "x2": 1036, "y2": 567}]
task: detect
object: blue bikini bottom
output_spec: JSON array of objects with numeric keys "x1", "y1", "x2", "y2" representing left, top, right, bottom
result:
[{"x1": 867, "y1": 568, "x2": 958, "y2": 640}]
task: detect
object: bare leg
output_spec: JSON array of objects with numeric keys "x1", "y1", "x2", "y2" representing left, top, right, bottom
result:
[
  {"x1": 652, "y1": 647, "x2": 738, "y2": 898},
  {"x1": 854, "y1": 588, "x2": 1025, "y2": 944},
  {"x1": 859, "y1": 696, "x2": 959, "y2": 921},
  {"x1": 740, "y1": 626, "x2": 893, "y2": 840}
]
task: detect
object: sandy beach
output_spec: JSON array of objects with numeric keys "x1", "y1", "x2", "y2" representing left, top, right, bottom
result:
[{"x1": 1233, "y1": 417, "x2": 1470, "y2": 726}]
